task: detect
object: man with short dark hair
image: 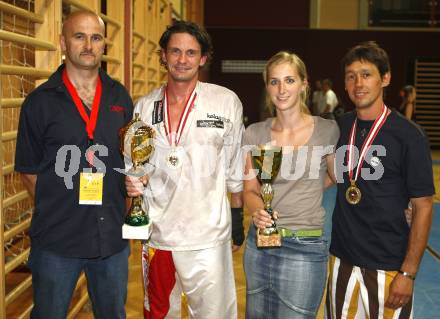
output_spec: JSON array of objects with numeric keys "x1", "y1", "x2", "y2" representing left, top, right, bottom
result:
[
  {"x1": 15, "y1": 10, "x2": 133, "y2": 319},
  {"x1": 327, "y1": 41, "x2": 434, "y2": 319},
  {"x1": 126, "y1": 21, "x2": 244, "y2": 319}
]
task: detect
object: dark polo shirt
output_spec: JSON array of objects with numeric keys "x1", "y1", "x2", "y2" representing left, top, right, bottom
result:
[
  {"x1": 15, "y1": 64, "x2": 133, "y2": 258},
  {"x1": 330, "y1": 111, "x2": 434, "y2": 270}
]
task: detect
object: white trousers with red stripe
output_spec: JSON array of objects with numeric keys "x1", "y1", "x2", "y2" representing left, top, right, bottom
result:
[{"x1": 142, "y1": 241, "x2": 237, "y2": 319}]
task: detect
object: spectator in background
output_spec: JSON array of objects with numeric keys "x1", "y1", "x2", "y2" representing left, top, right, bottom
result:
[
  {"x1": 399, "y1": 85, "x2": 416, "y2": 121},
  {"x1": 311, "y1": 79, "x2": 325, "y2": 115},
  {"x1": 321, "y1": 78, "x2": 339, "y2": 119}
]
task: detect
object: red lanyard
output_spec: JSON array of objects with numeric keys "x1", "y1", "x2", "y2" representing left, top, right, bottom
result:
[
  {"x1": 163, "y1": 87, "x2": 197, "y2": 146},
  {"x1": 62, "y1": 68, "x2": 102, "y2": 141},
  {"x1": 347, "y1": 105, "x2": 390, "y2": 182}
]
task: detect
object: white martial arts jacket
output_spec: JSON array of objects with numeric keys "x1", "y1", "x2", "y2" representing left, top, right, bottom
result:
[{"x1": 133, "y1": 82, "x2": 244, "y2": 251}]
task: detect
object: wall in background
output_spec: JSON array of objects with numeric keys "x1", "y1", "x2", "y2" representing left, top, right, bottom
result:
[
  {"x1": 204, "y1": 0, "x2": 364, "y2": 30},
  {"x1": 204, "y1": 0, "x2": 310, "y2": 28},
  {"x1": 207, "y1": 27, "x2": 438, "y2": 125},
  {"x1": 318, "y1": 0, "x2": 360, "y2": 29}
]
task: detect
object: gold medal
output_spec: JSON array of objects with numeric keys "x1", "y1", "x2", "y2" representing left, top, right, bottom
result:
[
  {"x1": 345, "y1": 105, "x2": 389, "y2": 206},
  {"x1": 345, "y1": 180, "x2": 361, "y2": 205}
]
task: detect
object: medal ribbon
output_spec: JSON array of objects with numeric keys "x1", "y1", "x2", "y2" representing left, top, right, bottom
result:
[
  {"x1": 347, "y1": 105, "x2": 390, "y2": 182},
  {"x1": 62, "y1": 68, "x2": 102, "y2": 141},
  {"x1": 163, "y1": 87, "x2": 197, "y2": 146}
]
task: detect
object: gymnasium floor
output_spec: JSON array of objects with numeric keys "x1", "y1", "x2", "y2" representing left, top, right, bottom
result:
[{"x1": 413, "y1": 156, "x2": 440, "y2": 317}]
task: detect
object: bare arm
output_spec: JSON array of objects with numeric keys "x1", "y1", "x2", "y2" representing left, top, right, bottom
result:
[
  {"x1": 386, "y1": 195, "x2": 433, "y2": 309},
  {"x1": 324, "y1": 153, "x2": 336, "y2": 188},
  {"x1": 20, "y1": 173, "x2": 37, "y2": 198},
  {"x1": 230, "y1": 191, "x2": 243, "y2": 208},
  {"x1": 401, "y1": 196, "x2": 433, "y2": 275}
]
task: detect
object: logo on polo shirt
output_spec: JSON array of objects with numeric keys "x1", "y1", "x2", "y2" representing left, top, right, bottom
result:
[
  {"x1": 197, "y1": 120, "x2": 224, "y2": 129},
  {"x1": 110, "y1": 105, "x2": 125, "y2": 113},
  {"x1": 206, "y1": 113, "x2": 230, "y2": 123},
  {"x1": 370, "y1": 156, "x2": 381, "y2": 167},
  {"x1": 152, "y1": 100, "x2": 164, "y2": 124}
]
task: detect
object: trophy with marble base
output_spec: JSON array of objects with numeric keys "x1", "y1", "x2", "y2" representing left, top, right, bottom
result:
[
  {"x1": 251, "y1": 145, "x2": 282, "y2": 248},
  {"x1": 120, "y1": 113, "x2": 155, "y2": 240}
]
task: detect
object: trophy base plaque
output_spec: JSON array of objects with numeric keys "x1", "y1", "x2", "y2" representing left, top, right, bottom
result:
[
  {"x1": 122, "y1": 222, "x2": 152, "y2": 240},
  {"x1": 256, "y1": 230, "x2": 281, "y2": 248}
]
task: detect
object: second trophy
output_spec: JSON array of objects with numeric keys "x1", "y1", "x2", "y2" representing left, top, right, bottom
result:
[{"x1": 251, "y1": 145, "x2": 282, "y2": 247}]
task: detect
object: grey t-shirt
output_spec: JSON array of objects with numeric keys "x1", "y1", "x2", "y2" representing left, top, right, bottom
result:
[{"x1": 244, "y1": 116, "x2": 339, "y2": 230}]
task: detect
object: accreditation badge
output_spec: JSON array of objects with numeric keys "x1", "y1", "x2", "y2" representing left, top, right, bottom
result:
[{"x1": 79, "y1": 172, "x2": 104, "y2": 205}]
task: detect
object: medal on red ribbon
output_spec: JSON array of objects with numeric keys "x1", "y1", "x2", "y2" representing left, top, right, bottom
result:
[
  {"x1": 62, "y1": 68, "x2": 102, "y2": 167},
  {"x1": 63, "y1": 68, "x2": 103, "y2": 205},
  {"x1": 345, "y1": 105, "x2": 389, "y2": 205},
  {"x1": 163, "y1": 86, "x2": 197, "y2": 169}
]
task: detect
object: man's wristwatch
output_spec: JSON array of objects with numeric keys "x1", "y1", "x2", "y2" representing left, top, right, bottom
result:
[{"x1": 398, "y1": 270, "x2": 416, "y2": 280}]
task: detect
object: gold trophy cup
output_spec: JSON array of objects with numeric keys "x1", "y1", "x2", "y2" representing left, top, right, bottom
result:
[
  {"x1": 120, "y1": 112, "x2": 155, "y2": 239},
  {"x1": 251, "y1": 145, "x2": 282, "y2": 247}
]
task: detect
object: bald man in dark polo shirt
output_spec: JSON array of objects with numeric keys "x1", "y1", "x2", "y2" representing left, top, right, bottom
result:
[{"x1": 15, "y1": 10, "x2": 133, "y2": 319}]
